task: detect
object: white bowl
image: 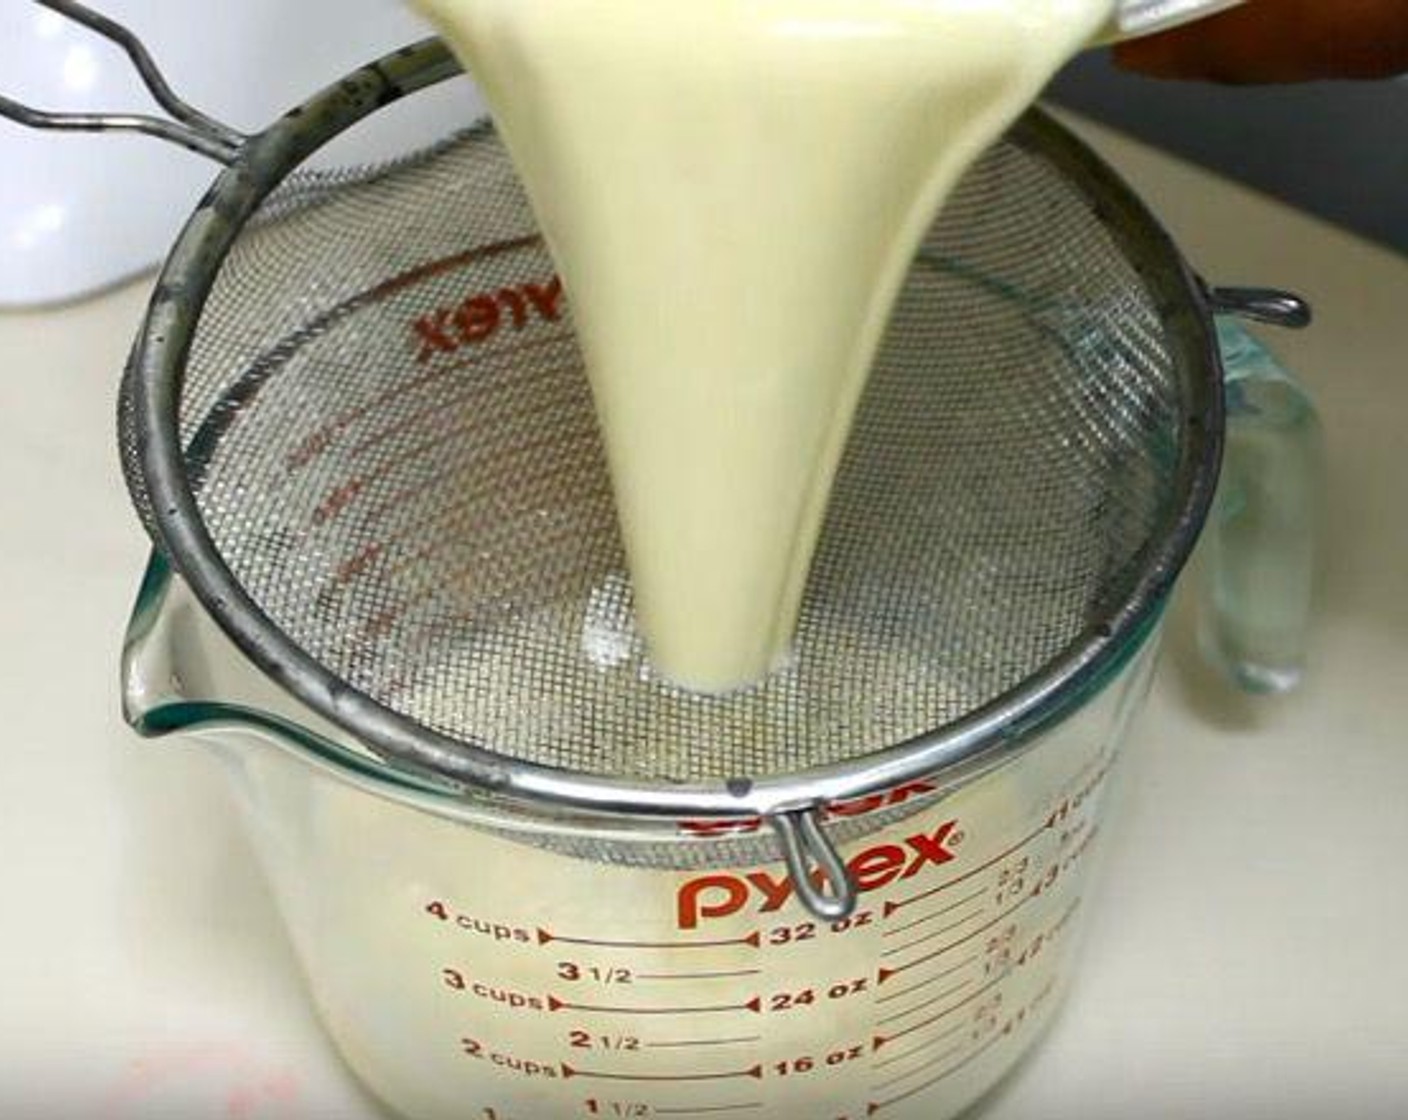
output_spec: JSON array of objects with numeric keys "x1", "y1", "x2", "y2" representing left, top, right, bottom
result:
[{"x1": 0, "y1": 0, "x2": 484, "y2": 306}]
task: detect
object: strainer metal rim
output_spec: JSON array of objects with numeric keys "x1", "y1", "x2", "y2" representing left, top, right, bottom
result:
[{"x1": 126, "y1": 36, "x2": 1225, "y2": 824}]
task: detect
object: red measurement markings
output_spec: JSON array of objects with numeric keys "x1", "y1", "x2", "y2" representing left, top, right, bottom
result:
[
  {"x1": 357, "y1": 559, "x2": 442, "y2": 640},
  {"x1": 880, "y1": 906, "x2": 985, "y2": 960},
  {"x1": 352, "y1": 527, "x2": 561, "y2": 641},
  {"x1": 644, "y1": 1037, "x2": 761, "y2": 1051},
  {"x1": 875, "y1": 978, "x2": 974, "y2": 1028},
  {"x1": 882, "y1": 823, "x2": 1047, "y2": 918},
  {"x1": 636, "y1": 969, "x2": 761, "y2": 982},
  {"x1": 561, "y1": 1064, "x2": 763, "y2": 1083},
  {"x1": 1010, "y1": 896, "x2": 1083, "y2": 970},
  {"x1": 370, "y1": 469, "x2": 601, "y2": 594},
  {"x1": 330, "y1": 494, "x2": 469, "y2": 589},
  {"x1": 288, "y1": 312, "x2": 560, "y2": 473},
  {"x1": 458, "y1": 1037, "x2": 559, "y2": 1079},
  {"x1": 380, "y1": 237, "x2": 547, "y2": 300},
  {"x1": 871, "y1": 1042, "x2": 967, "y2": 1094},
  {"x1": 867, "y1": 978, "x2": 1059, "y2": 1115},
  {"x1": 357, "y1": 422, "x2": 601, "y2": 534},
  {"x1": 882, "y1": 757, "x2": 1115, "y2": 920},
  {"x1": 872, "y1": 972, "x2": 1004, "y2": 1051},
  {"x1": 876, "y1": 837, "x2": 1100, "y2": 987},
  {"x1": 321, "y1": 369, "x2": 594, "y2": 594},
  {"x1": 327, "y1": 445, "x2": 609, "y2": 639},
  {"x1": 422, "y1": 900, "x2": 532, "y2": 943},
  {"x1": 548, "y1": 996, "x2": 762, "y2": 1016},
  {"x1": 870, "y1": 1033, "x2": 1005, "y2": 1114},
  {"x1": 349, "y1": 538, "x2": 435, "y2": 601},
  {"x1": 874, "y1": 955, "x2": 978, "y2": 1008},
  {"x1": 350, "y1": 468, "x2": 599, "y2": 638},
  {"x1": 654, "y1": 1105, "x2": 762, "y2": 1115},
  {"x1": 327, "y1": 477, "x2": 522, "y2": 592},
  {"x1": 348, "y1": 334, "x2": 579, "y2": 462},
  {"x1": 281, "y1": 235, "x2": 551, "y2": 472},
  {"x1": 870, "y1": 1019, "x2": 970, "y2": 1072},
  {"x1": 870, "y1": 903, "x2": 1083, "y2": 1093},
  {"x1": 882, "y1": 887, "x2": 986, "y2": 940},
  {"x1": 312, "y1": 378, "x2": 581, "y2": 528},
  {"x1": 331, "y1": 541, "x2": 385, "y2": 586},
  {"x1": 309, "y1": 432, "x2": 435, "y2": 526},
  {"x1": 877, "y1": 896, "x2": 1030, "y2": 984},
  {"x1": 539, "y1": 929, "x2": 761, "y2": 950},
  {"x1": 1057, "y1": 753, "x2": 1118, "y2": 824}
]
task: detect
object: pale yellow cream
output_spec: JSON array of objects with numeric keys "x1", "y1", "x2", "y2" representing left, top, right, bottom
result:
[{"x1": 412, "y1": 0, "x2": 1114, "y2": 692}]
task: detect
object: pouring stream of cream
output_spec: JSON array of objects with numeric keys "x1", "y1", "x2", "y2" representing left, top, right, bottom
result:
[{"x1": 411, "y1": 0, "x2": 1115, "y2": 692}]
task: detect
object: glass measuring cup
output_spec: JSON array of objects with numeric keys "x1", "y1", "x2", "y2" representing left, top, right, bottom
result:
[
  {"x1": 0, "y1": 6, "x2": 1318, "y2": 1115},
  {"x1": 119, "y1": 311, "x2": 1319, "y2": 1120},
  {"x1": 126, "y1": 553, "x2": 1161, "y2": 1120}
]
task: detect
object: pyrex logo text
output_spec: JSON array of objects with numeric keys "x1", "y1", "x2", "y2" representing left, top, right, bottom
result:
[
  {"x1": 676, "y1": 821, "x2": 960, "y2": 929},
  {"x1": 412, "y1": 274, "x2": 564, "y2": 363}
]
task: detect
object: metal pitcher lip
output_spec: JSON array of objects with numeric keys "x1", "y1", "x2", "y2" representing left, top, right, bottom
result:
[{"x1": 1103, "y1": 0, "x2": 1245, "y2": 42}]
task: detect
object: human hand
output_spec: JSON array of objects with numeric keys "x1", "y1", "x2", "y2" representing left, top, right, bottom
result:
[{"x1": 1114, "y1": 0, "x2": 1408, "y2": 83}]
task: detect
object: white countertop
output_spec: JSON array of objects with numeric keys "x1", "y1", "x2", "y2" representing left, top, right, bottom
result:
[{"x1": 2, "y1": 113, "x2": 1406, "y2": 1118}]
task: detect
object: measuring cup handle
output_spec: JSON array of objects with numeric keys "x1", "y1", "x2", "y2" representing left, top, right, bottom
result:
[
  {"x1": 770, "y1": 811, "x2": 858, "y2": 922},
  {"x1": 0, "y1": 0, "x2": 245, "y2": 163},
  {"x1": 1200, "y1": 305, "x2": 1324, "y2": 693}
]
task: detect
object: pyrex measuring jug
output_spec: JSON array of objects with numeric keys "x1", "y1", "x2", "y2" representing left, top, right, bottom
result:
[
  {"x1": 129, "y1": 562, "x2": 1163, "y2": 1120},
  {"x1": 6, "y1": 4, "x2": 1319, "y2": 1118},
  {"x1": 120, "y1": 309, "x2": 1316, "y2": 1120}
]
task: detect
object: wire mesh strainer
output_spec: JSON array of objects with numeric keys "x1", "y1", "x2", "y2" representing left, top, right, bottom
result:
[{"x1": 3, "y1": 2, "x2": 1311, "y2": 918}]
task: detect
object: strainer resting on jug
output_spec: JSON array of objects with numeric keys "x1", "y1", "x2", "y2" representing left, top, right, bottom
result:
[{"x1": 2, "y1": 3, "x2": 1322, "y2": 1118}]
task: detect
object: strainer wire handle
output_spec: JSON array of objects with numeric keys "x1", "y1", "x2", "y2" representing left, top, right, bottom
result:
[
  {"x1": 0, "y1": 0, "x2": 245, "y2": 164},
  {"x1": 772, "y1": 811, "x2": 858, "y2": 921}
]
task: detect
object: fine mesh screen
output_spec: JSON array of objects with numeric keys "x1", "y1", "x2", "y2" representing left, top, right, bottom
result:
[{"x1": 138, "y1": 122, "x2": 1182, "y2": 786}]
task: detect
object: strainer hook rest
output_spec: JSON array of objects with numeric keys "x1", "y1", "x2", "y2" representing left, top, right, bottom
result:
[{"x1": 773, "y1": 811, "x2": 858, "y2": 921}]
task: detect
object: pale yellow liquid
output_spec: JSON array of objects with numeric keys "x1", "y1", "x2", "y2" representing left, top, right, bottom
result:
[{"x1": 412, "y1": 0, "x2": 1114, "y2": 692}]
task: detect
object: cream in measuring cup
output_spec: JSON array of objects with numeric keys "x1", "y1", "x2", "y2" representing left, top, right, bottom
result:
[
  {"x1": 224, "y1": 633, "x2": 1154, "y2": 1120},
  {"x1": 409, "y1": 0, "x2": 1117, "y2": 692}
]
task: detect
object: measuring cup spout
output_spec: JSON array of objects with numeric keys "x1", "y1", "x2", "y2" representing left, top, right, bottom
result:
[
  {"x1": 121, "y1": 551, "x2": 357, "y2": 753},
  {"x1": 122, "y1": 552, "x2": 215, "y2": 737}
]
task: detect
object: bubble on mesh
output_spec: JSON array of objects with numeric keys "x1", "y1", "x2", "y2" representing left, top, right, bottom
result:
[{"x1": 147, "y1": 123, "x2": 1181, "y2": 788}]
